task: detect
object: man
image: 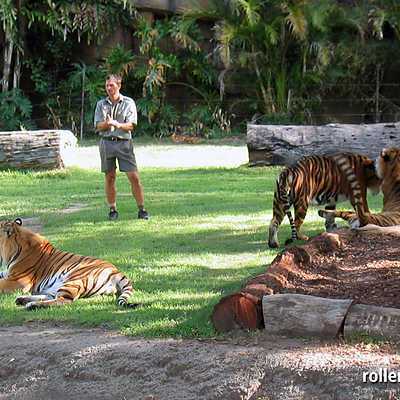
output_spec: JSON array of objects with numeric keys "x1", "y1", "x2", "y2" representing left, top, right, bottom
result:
[{"x1": 94, "y1": 74, "x2": 149, "y2": 221}]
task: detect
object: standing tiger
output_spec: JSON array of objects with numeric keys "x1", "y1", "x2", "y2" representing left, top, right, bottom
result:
[
  {"x1": 318, "y1": 148, "x2": 400, "y2": 228},
  {"x1": 0, "y1": 218, "x2": 137, "y2": 310},
  {"x1": 268, "y1": 154, "x2": 381, "y2": 248}
]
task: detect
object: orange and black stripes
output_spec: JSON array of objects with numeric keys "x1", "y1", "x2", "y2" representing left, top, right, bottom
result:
[
  {"x1": 268, "y1": 153, "x2": 381, "y2": 248},
  {"x1": 0, "y1": 219, "x2": 137, "y2": 310},
  {"x1": 319, "y1": 148, "x2": 400, "y2": 228}
]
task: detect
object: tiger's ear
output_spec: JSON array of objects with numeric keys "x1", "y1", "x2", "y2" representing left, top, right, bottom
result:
[
  {"x1": 14, "y1": 218, "x2": 22, "y2": 226},
  {"x1": 381, "y1": 148, "x2": 392, "y2": 162}
]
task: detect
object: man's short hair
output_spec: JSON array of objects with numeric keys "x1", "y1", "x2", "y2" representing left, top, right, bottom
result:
[{"x1": 106, "y1": 74, "x2": 122, "y2": 85}]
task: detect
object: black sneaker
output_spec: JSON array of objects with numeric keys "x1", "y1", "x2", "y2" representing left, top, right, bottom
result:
[
  {"x1": 108, "y1": 208, "x2": 119, "y2": 221},
  {"x1": 138, "y1": 209, "x2": 149, "y2": 220}
]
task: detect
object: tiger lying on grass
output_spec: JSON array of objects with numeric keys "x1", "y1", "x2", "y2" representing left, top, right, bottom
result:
[
  {"x1": 268, "y1": 153, "x2": 381, "y2": 248},
  {"x1": 319, "y1": 148, "x2": 400, "y2": 228},
  {"x1": 0, "y1": 218, "x2": 138, "y2": 310}
]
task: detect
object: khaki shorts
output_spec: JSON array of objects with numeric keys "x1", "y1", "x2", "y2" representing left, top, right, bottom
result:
[{"x1": 99, "y1": 138, "x2": 137, "y2": 173}]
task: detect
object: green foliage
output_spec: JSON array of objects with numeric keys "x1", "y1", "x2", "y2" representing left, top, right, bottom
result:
[
  {"x1": 105, "y1": 45, "x2": 135, "y2": 76},
  {"x1": 24, "y1": 59, "x2": 50, "y2": 95},
  {"x1": 4, "y1": 0, "x2": 400, "y2": 133},
  {"x1": 22, "y1": 1, "x2": 136, "y2": 44},
  {"x1": 69, "y1": 63, "x2": 106, "y2": 127},
  {"x1": 170, "y1": 17, "x2": 201, "y2": 52},
  {"x1": 137, "y1": 101, "x2": 180, "y2": 137},
  {"x1": 181, "y1": 51, "x2": 217, "y2": 87},
  {"x1": 185, "y1": 103, "x2": 232, "y2": 138},
  {"x1": 155, "y1": 103, "x2": 180, "y2": 138},
  {"x1": 0, "y1": 0, "x2": 17, "y2": 38},
  {"x1": 186, "y1": 0, "x2": 400, "y2": 123},
  {"x1": 131, "y1": 14, "x2": 224, "y2": 137},
  {"x1": 42, "y1": 62, "x2": 106, "y2": 132},
  {"x1": 0, "y1": 89, "x2": 34, "y2": 130}
]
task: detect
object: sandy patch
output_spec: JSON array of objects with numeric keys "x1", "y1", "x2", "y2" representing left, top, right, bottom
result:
[
  {"x1": 63, "y1": 143, "x2": 249, "y2": 169},
  {"x1": 0, "y1": 325, "x2": 398, "y2": 400}
]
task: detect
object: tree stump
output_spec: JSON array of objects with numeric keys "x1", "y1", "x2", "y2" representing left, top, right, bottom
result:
[
  {"x1": 262, "y1": 294, "x2": 353, "y2": 338},
  {"x1": 247, "y1": 122, "x2": 400, "y2": 166},
  {"x1": 211, "y1": 293, "x2": 263, "y2": 333},
  {"x1": 0, "y1": 130, "x2": 77, "y2": 169}
]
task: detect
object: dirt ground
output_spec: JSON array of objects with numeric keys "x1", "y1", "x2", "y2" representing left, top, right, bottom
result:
[
  {"x1": 246, "y1": 229, "x2": 400, "y2": 310},
  {"x1": 284, "y1": 229, "x2": 400, "y2": 309},
  {"x1": 0, "y1": 324, "x2": 399, "y2": 400},
  {"x1": 2, "y1": 144, "x2": 400, "y2": 399}
]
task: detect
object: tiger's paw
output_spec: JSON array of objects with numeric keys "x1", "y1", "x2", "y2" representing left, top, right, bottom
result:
[
  {"x1": 25, "y1": 302, "x2": 41, "y2": 311},
  {"x1": 268, "y1": 239, "x2": 279, "y2": 248},
  {"x1": 124, "y1": 302, "x2": 140, "y2": 309},
  {"x1": 117, "y1": 299, "x2": 141, "y2": 309},
  {"x1": 15, "y1": 296, "x2": 31, "y2": 306}
]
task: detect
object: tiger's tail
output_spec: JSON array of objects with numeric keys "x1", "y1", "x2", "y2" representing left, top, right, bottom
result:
[
  {"x1": 268, "y1": 170, "x2": 297, "y2": 248},
  {"x1": 116, "y1": 274, "x2": 138, "y2": 308}
]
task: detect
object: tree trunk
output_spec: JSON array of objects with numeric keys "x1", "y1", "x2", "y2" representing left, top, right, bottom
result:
[
  {"x1": 262, "y1": 294, "x2": 353, "y2": 338},
  {"x1": 13, "y1": 50, "x2": 21, "y2": 89},
  {"x1": 247, "y1": 122, "x2": 400, "y2": 166},
  {"x1": 2, "y1": 34, "x2": 13, "y2": 92},
  {"x1": 0, "y1": 130, "x2": 77, "y2": 169},
  {"x1": 80, "y1": 68, "x2": 85, "y2": 141}
]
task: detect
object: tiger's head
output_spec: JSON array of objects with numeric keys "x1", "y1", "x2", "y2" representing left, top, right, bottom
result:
[
  {"x1": 0, "y1": 219, "x2": 44, "y2": 267},
  {"x1": 0, "y1": 219, "x2": 23, "y2": 267},
  {"x1": 376, "y1": 148, "x2": 400, "y2": 180}
]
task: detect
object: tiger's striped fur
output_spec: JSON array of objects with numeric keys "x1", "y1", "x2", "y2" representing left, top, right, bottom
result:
[
  {"x1": 0, "y1": 219, "x2": 137, "y2": 310},
  {"x1": 318, "y1": 148, "x2": 400, "y2": 228},
  {"x1": 268, "y1": 154, "x2": 381, "y2": 248}
]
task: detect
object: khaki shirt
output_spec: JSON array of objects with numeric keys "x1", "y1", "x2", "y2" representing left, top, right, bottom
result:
[{"x1": 94, "y1": 94, "x2": 137, "y2": 139}]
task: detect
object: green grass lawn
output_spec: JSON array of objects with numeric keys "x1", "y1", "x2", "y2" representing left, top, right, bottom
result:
[{"x1": 0, "y1": 165, "x2": 383, "y2": 338}]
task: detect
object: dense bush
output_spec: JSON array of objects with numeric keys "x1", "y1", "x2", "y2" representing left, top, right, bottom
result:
[{"x1": 1, "y1": 1, "x2": 400, "y2": 136}]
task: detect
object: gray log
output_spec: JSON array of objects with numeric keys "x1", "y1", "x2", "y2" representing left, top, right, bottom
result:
[
  {"x1": 247, "y1": 122, "x2": 400, "y2": 166},
  {"x1": 262, "y1": 294, "x2": 353, "y2": 338},
  {"x1": 344, "y1": 304, "x2": 400, "y2": 339},
  {"x1": 0, "y1": 130, "x2": 77, "y2": 169}
]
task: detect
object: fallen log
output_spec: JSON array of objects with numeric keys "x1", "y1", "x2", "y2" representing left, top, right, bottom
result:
[
  {"x1": 262, "y1": 294, "x2": 353, "y2": 338},
  {"x1": 344, "y1": 304, "x2": 400, "y2": 339},
  {"x1": 247, "y1": 122, "x2": 400, "y2": 166},
  {"x1": 0, "y1": 130, "x2": 77, "y2": 169}
]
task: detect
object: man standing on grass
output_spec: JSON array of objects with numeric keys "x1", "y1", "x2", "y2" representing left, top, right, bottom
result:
[{"x1": 94, "y1": 74, "x2": 149, "y2": 221}]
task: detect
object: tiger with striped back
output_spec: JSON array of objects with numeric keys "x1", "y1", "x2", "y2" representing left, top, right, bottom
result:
[
  {"x1": 268, "y1": 154, "x2": 381, "y2": 248},
  {"x1": 319, "y1": 148, "x2": 400, "y2": 228},
  {"x1": 0, "y1": 218, "x2": 137, "y2": 310}
]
